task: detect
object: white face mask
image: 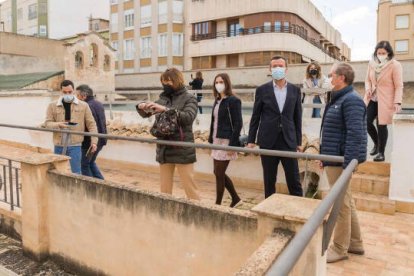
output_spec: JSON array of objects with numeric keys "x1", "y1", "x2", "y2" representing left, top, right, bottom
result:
[
  {"x1": 377, "y1": 54, "x2": 388, "y2": 63},
  {"x1": 271, "y1": 67, "x2": 286, "y2": 80},
  {"x1": 63, "y1": 94, "x2": 74, "y2": 103},
  {"x1": 215, "y1": 83, "x2": 226, "y2": 93}
]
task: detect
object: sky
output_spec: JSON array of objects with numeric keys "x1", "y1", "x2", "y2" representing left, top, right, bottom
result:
[
  {"x1": 310, "y1": 0, "x2": 378, "y2": 61},
  {"x1": 0, "y1": 0, "x2": 378, "y2": 61}
]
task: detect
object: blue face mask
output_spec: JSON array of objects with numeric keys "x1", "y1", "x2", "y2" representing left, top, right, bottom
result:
[
  {"x1": 63, "y1": 94, "x2": 74, "y2": 103},
  {"x1": 271, "y1": 67, "x2": 286, "y2": 80}
]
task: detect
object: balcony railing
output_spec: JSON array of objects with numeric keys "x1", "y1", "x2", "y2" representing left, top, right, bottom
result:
[{"x1": 191, "y1": 25, "x2": 339, "y2": 60}]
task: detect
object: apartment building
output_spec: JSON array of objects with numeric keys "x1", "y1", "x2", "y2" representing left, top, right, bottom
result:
[
  {"x1": 0, "y1": 0, "x2": 109, "y2": 39},
  {"x1": 378, "y1": 0, "x2": 414, "y2": 60},
  {"x1": 110, "y1": 0, "x2": 185, "y2": 73},
  {"x1": 186, "y1": 0, "x2": 350, "y2": 70}
]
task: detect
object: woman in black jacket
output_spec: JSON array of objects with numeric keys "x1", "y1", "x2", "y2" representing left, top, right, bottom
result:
[
  {"x1": 208, "y1": 73, "x2": 242, "y2": 207},
  {"x1": 189, "y1": 71, "x2": 204, "y2": 114}
]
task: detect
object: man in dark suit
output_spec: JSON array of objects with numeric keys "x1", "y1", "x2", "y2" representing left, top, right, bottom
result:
[{"x1": 247, "y1": 56, "x2": 303, "y2": 198}]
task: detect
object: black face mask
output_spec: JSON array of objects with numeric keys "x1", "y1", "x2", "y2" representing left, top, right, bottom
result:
[
  {"x1": 162, "y1": 84, "x2": 175, "y2": 95},
  {"x1": 309, "y1": 69, "x2": 318, "y2": 76}
]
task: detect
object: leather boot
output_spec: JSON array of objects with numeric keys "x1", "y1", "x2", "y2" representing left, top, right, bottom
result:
[
  {"x1": 374, "y1": 153, "x2": 385, "y2": 162},
  {"x1": 370, "y1": 144, "x2": 378, "y2": 156}
]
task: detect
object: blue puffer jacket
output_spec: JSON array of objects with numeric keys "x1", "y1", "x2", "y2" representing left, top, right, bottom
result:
[{"x1": 320, "y1": 85, "x2": 367, "y2": 168}]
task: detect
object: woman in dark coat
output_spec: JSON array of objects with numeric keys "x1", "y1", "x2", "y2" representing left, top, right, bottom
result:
[
  {"x1": 208, "y1": 73, "x2": 242, "y2": 207},
  {"x1": 189, "y1": 71, "x2": 204, "y2": 114},
  {"x1": 136, "y1": 68, "x2": 200, "y2": 200}
]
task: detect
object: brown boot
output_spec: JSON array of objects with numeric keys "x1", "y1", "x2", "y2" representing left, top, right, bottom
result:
[{"x1": 327, "y1": 248, "x2": 348, "y2": 263}]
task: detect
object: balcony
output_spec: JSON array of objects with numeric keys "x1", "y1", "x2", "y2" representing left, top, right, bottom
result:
[{"x1": 189, "y1": 25, "x2": 339, "y2": 61}]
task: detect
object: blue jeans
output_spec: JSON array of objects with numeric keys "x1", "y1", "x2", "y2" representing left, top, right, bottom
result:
[
  {"x1": 81, "y1": 146, "x2": 104, "y2": 179},
  {"x1": 54, "y1": 146, "x2": 81, "y2": 174},
  {"x1": 312, "y1": 96, "x2": 322, "y2": 118}
]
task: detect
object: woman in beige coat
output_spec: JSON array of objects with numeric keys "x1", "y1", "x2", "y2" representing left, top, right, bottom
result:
[{"x1": 365, "y1": 41, "x2": 403, "y2": 162}]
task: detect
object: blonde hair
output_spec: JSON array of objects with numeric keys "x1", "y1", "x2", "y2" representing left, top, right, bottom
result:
[{"x1": 160, "y1": 68, "x2": 185, "y2": 90}]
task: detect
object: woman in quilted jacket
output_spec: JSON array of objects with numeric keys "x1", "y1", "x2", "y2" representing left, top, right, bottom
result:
[{"x1": 136, "y1": 68, "x2": 200, "y2": 200}]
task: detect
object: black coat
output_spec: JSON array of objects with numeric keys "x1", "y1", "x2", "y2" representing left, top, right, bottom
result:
[
  {"x1": 248, "y1": 81, "x2": 302, "y2": 149},
  {"x1": 138, "y1": 87, "x2": 198, "y2": 164},
  {"x1": 320, "y1": 85, "x2": 367, "y2": 168},
  {"x1": 208, "y1": 96, "x2": 243, "y2": 147},
  {"x1": 189, "y1": 78, "x2": 203, "y2": 90},
  {"x1": 82, "y1": 96, "x2": 107, "y2": 149}
]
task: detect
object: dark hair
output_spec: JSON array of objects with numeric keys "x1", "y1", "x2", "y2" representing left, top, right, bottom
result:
[
  {"x1": 76, "y1": 84, "x2": 94, "y2": 97},
  {"x1": 270, "y1": 55, "x2": 288, "y2": 68},
  {"x1": 195, "y1": 71, "x2": 203, "y2": 80},
  {"x1": 160, "y1": 68, "x2": 185, "y2": 90},
  {"x1": 60, "y1": 80, "x2": 74, "y2": 89},
  {"x1": 213, "y1": 73, "x2": 233, "y2": 99},
  {"x1": 306, "y1": 62, "x2": 322, "y2": 79},
  {"x1": 373, "y1": 40, "x2": 394, "y2": 60},
  {"x1": 334, "y1": 63, "x2": 355, "y2": 85}
]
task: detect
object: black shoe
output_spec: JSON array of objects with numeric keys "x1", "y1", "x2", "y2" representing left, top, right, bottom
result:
[
  {"x1": 370, "y1": 144, "x2": 378, "y2": 156},
  {"x1": 373, "y1": 153, "x2": 385, "y2": 162}
]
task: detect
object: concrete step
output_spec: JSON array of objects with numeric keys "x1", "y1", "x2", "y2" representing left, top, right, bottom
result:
[
  {"x1": 356, "y1": 161, "x2": 390, "y2": 177},
  {"x1": 350, "y1": 173, "x2": 389, "y2": 196},
  {"x1": 353, "y1": 192, "x2": 395, "y2": 215}
]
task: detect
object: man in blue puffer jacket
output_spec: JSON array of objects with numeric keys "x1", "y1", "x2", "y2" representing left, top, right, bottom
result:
[{"x1": 320, "y1": 63, "x2": 367, "y2": 263}]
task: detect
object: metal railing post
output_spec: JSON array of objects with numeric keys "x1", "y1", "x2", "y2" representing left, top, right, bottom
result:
[{"x1": 8, "y1": 160, "x2": 14, "y2": 211}]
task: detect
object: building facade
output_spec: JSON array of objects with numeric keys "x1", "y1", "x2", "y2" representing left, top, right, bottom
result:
[
  {"x1": 186, "y1": 0, "x2": 350, "y2": 70},
  {"x1": 377, "y1": 0, "x2": 414, "y2": 60},
  {"x1": 110, "y1": 0, "x2": 185, "y2": 73},
  {"x1": 0, "y1": 0, "x2": 109, "y2": 39}
]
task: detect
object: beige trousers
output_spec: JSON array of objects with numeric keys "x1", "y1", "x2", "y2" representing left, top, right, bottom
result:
[
  {"x1": 324, "y1": 166, "x2": 363, "y2": 255},
  {"x1": 160, "y1": 163, "x2": 200, "y2": 200}
]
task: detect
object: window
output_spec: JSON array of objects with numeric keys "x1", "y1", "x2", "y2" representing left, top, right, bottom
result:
[
  {"x1": 110, "y1": 0, "x2": 118, "y2": 4},
  {"x1": 17, "y1": 8, "x2": 22, "y2": 20},
  {"x1": 264, "y1": 22, "x2": 271, "y2": 32},
  {"x1": 392, "y1": 0, "x2": 413, "y2": 3},
  {"x1": 111, "y1": 41, "x2": 119, "y2": 61},
  {"x1": 283, "y1": 22, "x2": 290, "y2": 32},
  {"x1": 95, "y1": 23, "x2": 100, "y2": 31},
  {"x1": 124, "y1": 9, "x2": 134, "y2": 29},
  {"x1": 395, "y1": 40, "x2": 409, "y2": 53},
  {"x1": 395, "y1": 15, "x2": 409, "y2": 29},
  {"x1": 172, "y1": 0, "x2": 183, "y2": 23},
  {"x1": 124, "y1": 39, "x2": 135, "y2": 60},
  {"x1": 141, "y1": 5, "x2": 151, "y2": 27},
  {"x1": 158, "y1": 0, "x2": 168, "y2": 24},
  {"x1": 158, "y1": 34, "x2": 168, "y2": 57},
  {"x1": 104, "y1": 55, "x2": 111, "y2": 71},
  {"x1": 39, "y1": 25, "x2": 47, "y2": 36},
  {"x1": 28, "y1": 4, "x2": 38, "y2": 20},
  {"x1": 140, "y1": 37, "x2": 152, "y2": 58},
  {"x1": 75, "y1": 51, "x2": 84, "y2": 69},
  {"x1": 172, "y1": 33, "x2": 183, "y2": 56},
  {"x1": 275, "y1": 21, "x2": 281, "y2": 32},
  {"x1": 111, "y1": 13, "x2": 118, "y2": 32},
  {"x1": 228, "y1": 20, "x2": 241, "y2": 37},
  {"x1": 90, "y1": 44, "x2": 98, "y2": 67}
]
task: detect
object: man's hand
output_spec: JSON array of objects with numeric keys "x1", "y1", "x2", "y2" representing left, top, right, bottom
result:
[
  {"x1": 58, "y1": 123, "x2": 69, "y2": 129},
  {"x1": 246, "y1": 143, "x2": 256, "y2": 149},
  {"x1": 394, "y1": 103, "x2": 402, "y2": 113},
  {"x1": 316, "y1": 160, "x2": 323, "y2": 169},
  {"x1": 90, "y1": 143, "x2": 98, "y2": 153},
  {"x1": 297, "y1": 146, "x2": 303, "y2": 152}
]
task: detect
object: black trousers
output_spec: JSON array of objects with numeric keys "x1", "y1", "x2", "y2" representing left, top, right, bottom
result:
[
  {"x1": 367, "y1": 101, "x2": 388, "y2": 153},
  {"x1": 260, "y1": 135, "x2": 303, "y2": 198}
]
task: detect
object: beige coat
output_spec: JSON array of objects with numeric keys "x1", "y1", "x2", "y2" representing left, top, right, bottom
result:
[
  {"x1": 364, "y1": 59, "x2": 403, "y2": 125},
  {"x1": 45, "y1": 97, "x2": 98, "y2": 146}
]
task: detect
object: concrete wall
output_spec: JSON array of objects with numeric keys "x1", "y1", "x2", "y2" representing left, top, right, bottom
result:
[
  {"x1": 116, "y1": 60, "x2": 414, "y2": 88},
  {"x1": 0, "y1": 54, "x2": 64, "y2": 75},
  {"x1": 44, "y1": 171, "x2": 259, "y2": 275}
]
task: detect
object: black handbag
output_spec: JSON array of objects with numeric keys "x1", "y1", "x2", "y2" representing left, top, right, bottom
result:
[{"x1": 150, "y1": 109, "x2": 182, "y2": 139}]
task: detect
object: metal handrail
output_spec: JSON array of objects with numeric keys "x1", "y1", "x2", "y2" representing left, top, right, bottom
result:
[
  {"x1": 0, "y1": 123, "x2": 344, "y2": 163},
  {"x1": 266, "y1": 159, "x2": 359, "y2": 276}
]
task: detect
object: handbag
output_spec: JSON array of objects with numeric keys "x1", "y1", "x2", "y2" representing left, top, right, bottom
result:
[
  {"x1": 150, "y1": 109, "x2": 182, "y2": 139},
  {"x1": 227, "y1": 106, "x2": 248, "y2": 147}
]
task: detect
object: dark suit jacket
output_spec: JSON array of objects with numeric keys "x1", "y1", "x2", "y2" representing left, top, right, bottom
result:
[{"x1": 248, "y1": 80, "x2": 302, "y2": 149}]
